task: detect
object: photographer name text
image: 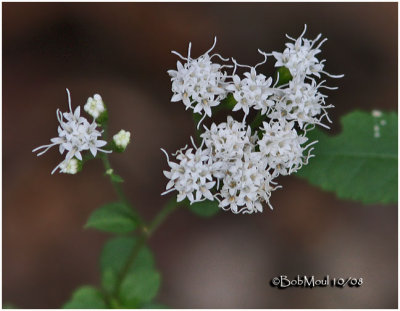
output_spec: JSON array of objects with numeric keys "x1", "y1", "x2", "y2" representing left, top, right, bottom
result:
[{"x1": 270, "y1": 275, "x2": 363, "y2": 289}]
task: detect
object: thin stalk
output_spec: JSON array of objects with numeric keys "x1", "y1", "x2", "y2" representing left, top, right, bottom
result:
[
  {"x1": 147, "y1": 197, "x2": 179, "y2": 235},
  {"x1": 250, "y1": 111, "x2": 266, "y2": 131},
  {"x1": 101, "y1": 154, "x2": 129, "y2": 204},
  {"x1": 113, "y1": 197, "x2": 179, "y2": 295},
  {"x1": 100, "y1": 118, "x2": 143, "y2": 223}
]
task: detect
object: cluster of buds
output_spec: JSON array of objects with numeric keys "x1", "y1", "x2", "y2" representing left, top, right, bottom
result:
[
  {"x1": 33, "y1": 90, "x2": 131, "y2": 174},
  {"x1": 162, "y1": 25, "x2": 343, "y2": 214}
]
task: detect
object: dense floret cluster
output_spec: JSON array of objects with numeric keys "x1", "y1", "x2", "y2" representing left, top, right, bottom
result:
[{"x1": 162, "y1": 25, "x2": 343, "y2": 214}]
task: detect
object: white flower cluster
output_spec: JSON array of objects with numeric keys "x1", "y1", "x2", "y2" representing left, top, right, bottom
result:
[
  {"x1": 168, "y1": 38, "x2": 230, "y2": 124},
  {"x1": 270, "y1": 25, "x2": 344, "y2": 129},
  {"x1": 33, "y1": 89, "x2": 111, "y2": 174},
  {"x1": 162, "y1": 26, "x2": 343, "y2": 214}
]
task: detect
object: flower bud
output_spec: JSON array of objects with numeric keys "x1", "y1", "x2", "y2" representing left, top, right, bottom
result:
[
  {"x1": 84, "y1": 94, "x2": 107, "y2": 120},
  {"x1": 113, "y1": 130, "x2": 131, "y2": 152},
  {"x1": 60, "y1": 158, "x2": 82, "y2": 174}
]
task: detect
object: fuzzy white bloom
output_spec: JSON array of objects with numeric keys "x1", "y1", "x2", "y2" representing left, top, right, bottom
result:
[
  {"x1": 59, "y1": 158, "x2": 79, "y2": 174},
  {"x1": 162, "y1": 27, "x2": 343, "y2": 214},
  {"x1": 33, "y1": 89, "x2": 111, "y2": 174},
  {"x1": 257, "y1": 120, "x2": 316, "y2": 176},
  {"x1": 226, "y1": 66, "x2": 274, "y2": 117},
  {"x1": 162, "y1": 116, "x2": 280, "y2": 213},
  {"x1": 218, "y1": 151, "x2": 277, "y2": 214},
  {"x1": 271, "y1": 24, "x2": 344, "y2": 81},
  {"x1": 113, "y1": 129, "x2": 131, "y2": 149},
  {"x1": 84, "y1": 94, "x2": 105, "y2": 119},
  {"x1": 162, "y1": 147, "x2": 215, "y2": 203},
  {"x1": 272, "y1": 25, "x2": 325, "y2": 79},
  {"x1": 201, "y1": 116, "x2": 254, "y2": 176},
  {"x1": 269, "y1": 77, "x2": 335, "y2": 129},
  {"x1": 168, "y1": 37, "x2": 230, "y2": 123}
]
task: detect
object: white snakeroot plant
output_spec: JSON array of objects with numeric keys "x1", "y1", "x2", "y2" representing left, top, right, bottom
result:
[
  {"x1": 30, "y1": 28, "x2": 350, "y2": 309},
  {"x1": 162, "y1": 25, "x2": 343, "y2": 214},
  {"x1": 32, "y1": 89, "x2": 111, "y2": 174}
]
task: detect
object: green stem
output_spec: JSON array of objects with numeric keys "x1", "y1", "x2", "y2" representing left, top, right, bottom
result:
[
  {"x1": 96, "y1": 111, "x2": 179, "y2": 303},
  {"x1": 147, "y1": 197, "x2": 179, "y2": 235},
  {"x1": 100, "y1": 119, "x2": 143, "y2": 223},
  {"x1": 113, "y1": 197, "x2": 179, "y2": 295},
  {"x1": 101, "y1": 154, "x2": 129, "y2": 204},
  {"x1": 100, "y1": 153, "x2": 145, "y2": 227},
  {"x1": 250, "y1": 111, "x2": 266, "y2": 132}
]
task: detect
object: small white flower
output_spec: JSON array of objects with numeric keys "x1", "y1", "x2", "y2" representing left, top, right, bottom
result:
[
  {"x1": 271, "y1": 24, "x2": 343, "y2": 80},
  {"x1": 201, "y1": 116, "x2": 254, "y2": 170},
  {"x1": 33, "y1": 89, "x2": 111, "y2": 174},
  {"x1": 84, "y1": 94, "x2": 105, "y2": 119},
  {"x1": 269, "y1": 77, "x2": 334, "y2": 129},
  {"x1": 258, "y1": 120, "x2": 316, "y2": 176},
  {"x1": 218, "y1": 152, "x2": 276, "y2": 214},
  {"x1": 168, "y1": 37, "x2": 230, "y2": 124},
  {"x1": 161, "y1": 146, "x2": 215, "y2": 204},
  {"x1": 113, "y1": 129, "x2": 131, "y2": 149},
  {"x1": 226, "y1": 66, "x2": 274, "y2": 117}
]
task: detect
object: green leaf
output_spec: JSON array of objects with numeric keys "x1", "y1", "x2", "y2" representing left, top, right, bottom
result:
[
  {"x1": 274, "y1": 66, "x2": 293, "y2": 86},
  {"x1": 62, "y1": 286, "x2": 107, "y2": 309},
  {"x1": 100, "y1": 237, "x2": 155, "y2": 294},
  {"x1": 141, "y1": 302, "x2": 168, "y2": 309},
  {"x1": 119, "y1": 269, "x2": 161, "y2": 308},
  {"x1": 220, "y1": 93, "x2": 237, "y2": 110},
  {"x1": 188, "y1": 199, "x2": 220, "y2": 217},
  {"x1": 296, "y1": 110, "x2": 398, "y2": 204},
  {"x1": 85, "y1": 202, "x2": 137, "y2": 233}
]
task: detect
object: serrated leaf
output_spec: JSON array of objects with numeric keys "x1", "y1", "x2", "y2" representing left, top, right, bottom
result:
[
  {"x1": 100, "y1": 237, "x2": 155, "y2": 294},
  {"x1": 62, "y1": 286, "x2": 106, "y2": 309},
  {"x1": 296, "y1": 110, "x2": 397, "y2": 204},
  {"x1": 119, "y1": 269, "x2": 161, "y2": 308},
  {"x1": 85, "y1": 202, "x2": 137, "y2": 233},
  {"x1": 188, "y1": 199, "x2": 220, "y2": 217}
]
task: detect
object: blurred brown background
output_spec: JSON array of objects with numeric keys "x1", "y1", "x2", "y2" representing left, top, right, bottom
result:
[{"x1": 3, "y1": 2, "x2": 397, "y2": 309}]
